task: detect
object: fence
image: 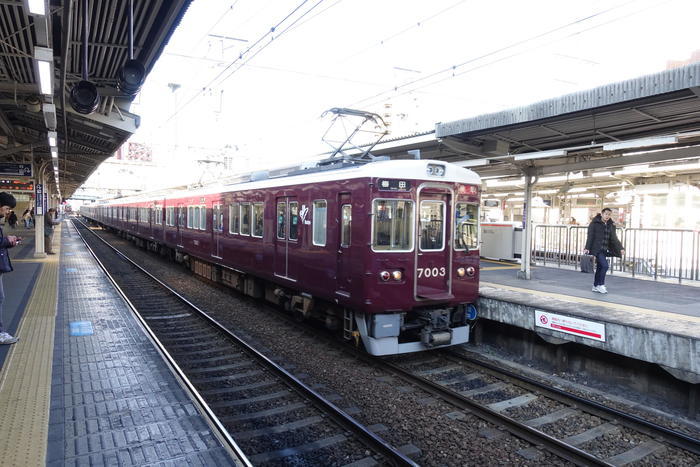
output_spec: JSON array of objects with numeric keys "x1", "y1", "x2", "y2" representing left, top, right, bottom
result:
[{"x1": 532, "y1": 224, "x2": 700, "y2": 283}]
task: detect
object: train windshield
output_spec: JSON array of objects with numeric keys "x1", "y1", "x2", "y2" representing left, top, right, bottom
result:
[
  {"x1": 372, "y1": 199, "x2": 414, "y2": 251},
  {"x1": 419, "y1": 200, "x2": 445, "y2": 251},
  {"x1": 454, "y1": 202, "x2": 479, "y2": 250}
]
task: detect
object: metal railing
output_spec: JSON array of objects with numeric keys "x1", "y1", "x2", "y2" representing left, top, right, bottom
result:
[{"x1": 532, "y1": 224, "x2": 700, "y2": 283}]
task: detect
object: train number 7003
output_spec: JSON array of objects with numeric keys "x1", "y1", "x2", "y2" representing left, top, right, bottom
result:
[{"x1": 417, "y1": 267, "x2": 446, "y2": 278}]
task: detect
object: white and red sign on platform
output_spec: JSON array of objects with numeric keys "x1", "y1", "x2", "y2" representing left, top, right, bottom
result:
[{"x1": 535, "y1": 310, "x2": 606, "y2": 342}]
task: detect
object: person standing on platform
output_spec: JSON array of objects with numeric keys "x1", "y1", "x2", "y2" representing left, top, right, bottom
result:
[
  {"x1": 0, "y1": 193, "x2": 21, "y2": 344},
  {"x1": 583, "y1": 207, "x2": 625, "y2": 294},
  {"x1": 7, "y1": 210, "x2": 17, "y2": 229},
  {"x1": 44, "y1": 208, "x2": 60, "y2": 255},
  {"x1": 22, "y1": 209, "x2": 31, "y2": 229}
]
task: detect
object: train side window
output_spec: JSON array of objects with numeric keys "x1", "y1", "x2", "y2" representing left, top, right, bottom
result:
[
  {"x1": 276, "y1": 202, "x2": 286, "y2": 239},
  {"x1": 340, "y1": 204, "x2": 351, "y2": 247},
  {"x1": 240, "y1": 203, "x2": 251, "y2": 236},
  {"x1": 252, "y1": 203, "x2": 264, "y2": 238},
  {"x1": 372, "y1": 199, "x2": 414, "y2": 252},
  {"x1": 454, "y1": 202, "x2": 479, "y2": 250},
  {"x1": 419, "y1": 200, "x2": 445, "y2": 251},
  {"x1": 187, "y1": 206, "x2": 193, "y2": 228},
  {"x1": 199, "y1": 205, "x2": 207, "y2": 230},
  {"x1": 229, "y1": 203, "x2": 239, "y2": 234},
  {"x1": 194, "y1": 206, "x2": 201, "y2": 230},
  {"x1": 213, "y1": 205, "x2": 222, "y2": 232},
  {"x1": 312, "y1": 200, "x2": 327, "y2": 246},
  {"x1": 289, "y1": 202, "x2": 299, "y2": 241}
]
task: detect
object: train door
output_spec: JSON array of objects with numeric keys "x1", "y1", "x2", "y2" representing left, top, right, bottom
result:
[
  {"x1": 274, "y1": 197, "x2": 299, "y2": 282},
  {"x1": 211, "y1": 203, "x2": 223, "y2": 259},
  {"x1": 336, "y1": 193, "x2": 352, "y2": 296},
  {"x1": 415, "y1": 186, "x2": 453, "y2": 300},
  {"x1": 177, "y1": 203, "x2": 184, "y2": 247}
]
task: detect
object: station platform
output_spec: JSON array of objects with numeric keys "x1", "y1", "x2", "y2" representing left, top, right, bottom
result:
[
  {"x1": 0, "y1": 220, "x2": 239, "y2": 466},
  {"x1": 478, "y1": 260, "x2": 700, "y2": 384}
]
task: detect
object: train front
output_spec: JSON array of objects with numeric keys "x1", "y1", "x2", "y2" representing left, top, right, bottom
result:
[{"x1": 354, "y1": 160, "x2": 481, "y2": 355}]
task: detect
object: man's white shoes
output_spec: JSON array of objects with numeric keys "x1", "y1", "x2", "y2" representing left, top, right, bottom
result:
[
  {"x1": 0, "y1": 332, "x2": 18, "y2": 344},
  {"x1": 592, "y1": 285, "x2": 608, "y2": 294}
]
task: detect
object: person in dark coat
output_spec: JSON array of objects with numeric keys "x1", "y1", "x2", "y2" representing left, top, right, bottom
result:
[
  {"x1": 583, "y1": 208, "x2": 625, "y2": 294},
  {"x1": 0, "y1": 192, "x2": 21, "y2": 344},
  {"x1": 7, "y1": 210, "x2": 17, "y2": 229},
  {"x1": 44, "y1": 208, "x2": 60, "y2": 254}
]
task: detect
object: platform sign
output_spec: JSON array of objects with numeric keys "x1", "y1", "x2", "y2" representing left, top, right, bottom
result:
[
  {"x1": 35, "y1": 183, "x2": 43, "y2": 215},
  {"x1": 0, "y1": 179, "x2": 34, "y2": 191},
  {"x1": 535, "y1": 310, "x2": 606, "y2": 342},
  {"x1": 0, "y1": 163, "x2": 32, "y2": 177}
]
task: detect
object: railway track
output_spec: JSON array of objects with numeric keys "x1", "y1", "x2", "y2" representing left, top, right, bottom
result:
[
  {"x1": 72, "y1": 219, "x2": 417, "y2": 466},
  {"x1": 80, "y1": 218, "x2": 700, "y2": 466},
  {"x1": 381, "y1": 350, "x2": 700, "y2": 466}
]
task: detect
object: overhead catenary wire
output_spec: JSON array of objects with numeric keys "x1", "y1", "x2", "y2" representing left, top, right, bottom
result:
[
  {"x1": 160, "y1": 0, "x2": 329, "y2": 127},
  {"x1": 339, "y1": 0, "x2": 470, "y2": 64},
  {"x1": 347, "y1": 0, "x2": 652, "y2": 109}
]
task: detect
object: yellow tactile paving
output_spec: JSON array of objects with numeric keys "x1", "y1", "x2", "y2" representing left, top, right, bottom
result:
[
  {"x1": 0, "y1": 226, "x2": 61, "y2": 466},
  {"x1": 481, "y1": 280, "x2": 700, "y2": 324}
]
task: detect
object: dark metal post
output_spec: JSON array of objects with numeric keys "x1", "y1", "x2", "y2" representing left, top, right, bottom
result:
[{"x1": 82, "y1": 0, "x2": 88, "y2": 80}]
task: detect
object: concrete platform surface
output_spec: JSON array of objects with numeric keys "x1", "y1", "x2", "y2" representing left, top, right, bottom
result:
[{"x1": 478, "y1": 260, "x2": 700, "y2": 383}]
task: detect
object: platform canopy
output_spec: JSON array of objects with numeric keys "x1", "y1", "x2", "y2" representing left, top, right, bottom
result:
[
  {"x1": 0, "y1": 0, "x2": 193, "y2": 198},
  {"x1": 369, "y1": 62, "x2": 700, "y2": 191}
]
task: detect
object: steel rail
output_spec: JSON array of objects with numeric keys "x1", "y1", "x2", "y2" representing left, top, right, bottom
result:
[
  {"x1": 74, "y1": 218, "x2": 417, "y2": 467},
  {"x1": 71, "y1": 220, "x2": 252, "y2": 467},
  {"x1": 445, "y1": 349, "x2": 700, "y2": 456},
  {"x1": 369, "y1": 356, "x2": 612, "y2": 466}
]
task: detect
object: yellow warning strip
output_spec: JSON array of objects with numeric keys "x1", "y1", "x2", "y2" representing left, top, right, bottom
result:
[
  {"x1": 0, "y1": 226, "x2": 61, "y2": 466},
  {"x1": 481, "y1": 280, "x2": 700, "y2": 324},
  {"x1": 481, "y1": 265, "x2": 521, "y2": 271}
]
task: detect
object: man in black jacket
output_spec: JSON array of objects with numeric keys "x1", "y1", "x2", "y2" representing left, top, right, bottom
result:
[
  {"x1": 583, "y1": 208, "x2": 625, "y2": 294},
  {"x1": 0, "y1": 192, "x2": 20, "y2": 344}
]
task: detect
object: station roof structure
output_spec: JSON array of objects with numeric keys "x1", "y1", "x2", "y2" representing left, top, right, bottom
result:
[
  {"x1": 370, "y1": 62, "x2": 700, "y2": 192},
  {"x1": 0, "y1": 0, "x2": 193, "y2": 198}
]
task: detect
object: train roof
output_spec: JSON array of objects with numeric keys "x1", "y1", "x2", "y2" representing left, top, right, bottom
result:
[{"x1": 95, "y1": 159, "x2": 481, "y2": 205}]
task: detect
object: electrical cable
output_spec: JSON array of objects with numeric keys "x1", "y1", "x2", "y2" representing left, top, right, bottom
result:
[
  {"x1": 347, "y1": 0, "x2": 647, "y2": 109},
  {"x1": 160, "y1": 0, "x2": 322, "y2": 126}
]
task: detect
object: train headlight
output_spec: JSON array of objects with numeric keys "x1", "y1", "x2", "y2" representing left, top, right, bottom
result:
[
  {"x1": 427, "y1": 163, "x2": 446, "y2": 176},
  {"x1": 457, "y1": 267, "x2": 466, "y2": 277},
  {"x1": 380, "y1": 271, "x2": 391, "y2": 281},
  {"x1": 392, "y1": 270, "x2": 402, "y2": 281},
  {"x1": 466, "y1": 266, "x2": 476, "y2": 277}
]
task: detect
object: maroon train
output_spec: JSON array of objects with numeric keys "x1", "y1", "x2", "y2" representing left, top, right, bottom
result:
[{"x1": 81, "y1": 159, "x2": 481, "y2": 355}]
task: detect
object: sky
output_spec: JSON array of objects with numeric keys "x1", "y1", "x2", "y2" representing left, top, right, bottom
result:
[{"x1": 112, "y1": 0, "x2": 700, "y2": 184}]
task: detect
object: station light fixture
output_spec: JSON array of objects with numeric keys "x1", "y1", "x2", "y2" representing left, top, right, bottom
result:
[
  {"x1": 47, "y1": 130, "x2": 57, "y2": 147},
  {"x1": 457, "y1": 159, "x2": 491, "y2": 168},
  {"x1": 51, "y1": 148, "x2": 58, "y2": 159},
  {"x1": 42, "y1": 103, "x2": 57, "y2": 130},
  {"x1": 33, "y1": 46, "x2": 54, "y2": 96},
  {"x1": 23, "y1": 0, "x2": 46, "y2": 15},
  {"x1": 513, "y1": 149, "x2": 567, "y2": 161},
  {"x1": 604, "y1": 135, "x2": 678, "y2": 153}
]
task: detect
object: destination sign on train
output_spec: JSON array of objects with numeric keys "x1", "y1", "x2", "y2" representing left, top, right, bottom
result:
[{"x1": 378, "y1": 179, "x2": 411, "y2": 191}]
